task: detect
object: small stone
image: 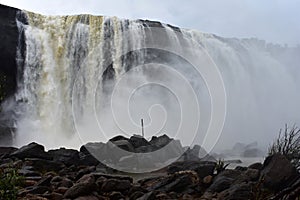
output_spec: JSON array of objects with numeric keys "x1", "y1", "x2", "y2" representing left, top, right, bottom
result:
[
  {"x1": 24, "y1": 180, "x2": 37, "y2": 187},
  {"x1": 109, "y1": 191, "x2": 125, "y2": 200},
  {"x1": 101, "y1": 178, "x2": 131, "y2": 192},
  {"x1": 203, "y1": 175, "x2": 213, "y2": 185},
  {"x1": 55, "y1": 186, "x2": 68, "y2": 194}
]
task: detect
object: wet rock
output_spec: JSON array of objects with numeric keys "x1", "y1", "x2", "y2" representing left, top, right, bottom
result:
[
  {"x1": 51, "y1": 176, "x2": 63, "y2": 185},
  {"x1": 160, "y1": 174, "x2": 194, "y2": 192},
  {"x1": 109, "y1": 135, "x2": 129, "y2": 142},
  {"x1": 112, "y1": 139, "x2": 135, "y2": 152},
  {"x1": 55, "y1": 186, "x2": 68, "y2": 194},
  {"x1": 0, "y1": 146, "x2": 17, "y2": 156},
  {"x1": 0, "y1": 4, "x2": 24, "y2": 112},
  {"x1": 182, "y1": 194, "x2": 193, "y2": 200},
  {"x1": 77, "y1": 173, "x2": 95, "y2": 184},
  {"x1": 25, "y1": 158, "x2": 65, "y2": 172},
  {"x1": 76, "y1": 166, "x2": 96, "y2": 180},
  {"x1": 63, "y1": 181, "x2": 96, "y2": 199},
  {"x1": 24, "y1": 180, "x2": 37, "y2": 187},
  {"x1": 142, "y1": 171, "x2": 198, "y2": 193},
  {"x1": 235, "y1": 166, "x2": 247, "y2": 171},
  {"x1": 18, "y1": 167, "x2": 41, "y2": 177},
  {"x1": 130, "y1": 191, "x2": 145, "y2": 200},
  {"x1": 101, "y1": 178, "x2": 132, "y2": 192},
  {"x1": 248, "y1": 162, "x2": 263, "y2": 170},
  {"x1": 208, "y1": 176, "x2": 233, "y2": 193},
  {"x1": 167, "y1": 161, "x2": 216, "y2": 178},
  {"x1": 58, "y1": 177, "x2": 73, "y2": 188},
  {"x1": 218, "y1": 182, "x2": 252, "y2": 200},
  {"x1": 136, "y1": 191, "x2": 158, "y2": 200},
  {"x1": 129, "y1": 135, "x2": 150, "y2": 149},
  {"x1": 74, "y1": 195, "x2": 101, "y2": 200},
  {"x1": 60, "y1": 174, "x2": 96, "y2": 197},
  {"x1": 149, "y1": 134, "x2": 172, "y2": 149},
  {"x1": 200, "y1": 192, "x2": 216, "y2": 200},
  {"x1": 208, "y1": 169, "x2": 242, "y2": 193},
  {"x1": 128, "y1": 185, "x2": 148, "y2": 196},
  {"x1": 26, "y1": 186, "x2": 51, "y2": 195},
  {"x1": 79, "y1": 153, "x2": 100, "y2": 166},
  {"x1": 10, "y1": 142, "x2": 52, "y2": 160},
  {"x1": 109, "y1": 191, "x2": 125, "y2": 200},
  {"x1": 92, "y1": 172, "x2": 133, "y2": 183},
  {"x1": 244, "y1": 168, "x2": 260, "y2": 181},
  {"x1": 80, "y1": 142, "x2": 108, "y2": 162},
  {"x1": 156, "y1": 192, "x2": 171, "y2": 199},
  {"x1": 50, "y1": 192, "x2": 63, "y2": 200},
  {"x1": 224, "y1": 159, "x2": 242, "y2": 164},
  {"x1": 203, "y1": 175, "x2": 213, "y2": 185},
  {"x1": 261, "y1": 153, "x2": 299, "y2": 191},
  {"x1": 36, "y1": 175, "x2": 52, "y2": 187},
  {"x1": 48, "y1": 148, "x2": 80, "y2": 166}
]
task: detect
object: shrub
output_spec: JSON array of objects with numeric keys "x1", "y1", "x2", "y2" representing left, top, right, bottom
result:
[
  {"x1": 215, "y1": 159, "x2": 229, "y2": 174},
  {"x1": 0, "y1": 167, "x2": 24, "y2": 200},
  {"x1": 268, "y1": 124, "x2": 300, "y2": 170}
]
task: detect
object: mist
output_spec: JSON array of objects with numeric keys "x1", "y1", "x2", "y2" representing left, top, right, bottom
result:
[{"x1": 0, "y1": 8, "x2": 295, "y2": 156}]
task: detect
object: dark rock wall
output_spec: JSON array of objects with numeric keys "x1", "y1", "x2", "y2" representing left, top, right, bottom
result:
[
  {"x1": 0, "y1": 4, "x2": 20, "y2": 101},
  {"x1": 0, "y1": 4, "x2": 27, "y2": 145}
]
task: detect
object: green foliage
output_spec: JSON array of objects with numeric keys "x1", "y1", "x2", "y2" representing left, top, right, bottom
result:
[
  {"x1": 0, "y1": 167, "x2": 24, "y2": 200},
  {"x1": 268, "y1": 124, "x2": 300, "y2": 170},
  {"x1": 215, "y1": 159, "x2": 229, "y2": 174}
]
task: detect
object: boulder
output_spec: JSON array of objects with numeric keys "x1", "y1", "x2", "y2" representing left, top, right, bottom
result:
[
  {"x1": 0, "y1": 146, "x2": 17, "y2": 156},
  {"x1": 109, "y1": 191, "x2": 125, "y2": 200},
  {"x1": 64, "y1": 178, "x2": 96, "y2": 199},
  {"x1": 79, "y1": 153, "x2": 100, "y2": 166},
  {"x1": 208, "y1": 176, "x2": 233, "y2": 193},
  {"x1": 141, "y1": 171, "x2": 198, "y2": 193},
  {"x1": 25, "y1": 158, "x2": 64, "y2": 172},
  {"x1": 112, "y1": 139, "x2": 135, "y2": 152},
  {"x1": 218, "y1": 183, "x2": 252, "y2": 200},
  {"x1": 149, "y1": 134, "x2": 172, "y2": 148},
  {"x1": 261, "y1": 153, "x2": 299, "y2": 191},
  {"x1": 10, "y1": 142, "x2": 52, "y2": 160},
  {"x1": 136, "y1": 191, "x2": 159, "y2": 200},
  {"x1": 48, "y1": 148, "x2": 80, "y2": 166},
  {"x1": 74, "y1": 195, "x2": 102, "y2": 200},
  {"x1": 26, "y1": 186, "x2": 51, "y2": 195},
  {"x1": 248, "y1": 162, "x2": 263, "y2": 170},
  {"x1": 130, "y1": 191, "x2": 145, "y2": 200},
  {"x1": 129, "y1": 135, "x2": 150, "y2": 149},
  {"x1": 101, "y1": 178, "x2": 132, "y2": 192},
  {"x1": 207, "y1": 169, "x2": 242, "y2": 193},
  {"x1": 167, "y1": 161, "x2": 216, "y2": 179}
]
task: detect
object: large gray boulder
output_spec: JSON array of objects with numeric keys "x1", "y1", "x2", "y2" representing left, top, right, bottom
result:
[
  {"x1": 10, "y1": 142, "x2": 52, "y2": 160},
  {"x1": 261, "y1": 153, "x2": 299, "y2": 191}
]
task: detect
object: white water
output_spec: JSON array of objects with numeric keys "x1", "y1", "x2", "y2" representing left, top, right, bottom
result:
[{"x1": 14, "y1": 11, "x2": 300, "y2": 151}]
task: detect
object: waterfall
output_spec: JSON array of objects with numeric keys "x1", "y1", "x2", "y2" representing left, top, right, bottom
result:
[{"x1": 14, "y1": 11, "x2": 300, "y2": 150}]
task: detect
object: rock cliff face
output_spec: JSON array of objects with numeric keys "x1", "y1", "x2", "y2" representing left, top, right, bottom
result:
[
  {"x1": 0, "y1": 4, "x2": 25, "y2": 144},
  {"x1": 0, "y1": 4, "x2": 20, "y2": 100}
]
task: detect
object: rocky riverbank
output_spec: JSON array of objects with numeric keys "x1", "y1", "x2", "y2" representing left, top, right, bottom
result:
[{"x1": 0, "y1": 135, "x2": 299, "y2": 200}]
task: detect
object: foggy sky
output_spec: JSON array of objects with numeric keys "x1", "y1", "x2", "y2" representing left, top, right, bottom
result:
[{"x1": 0, "y1": 0, "x2": 299, "y2": 46}]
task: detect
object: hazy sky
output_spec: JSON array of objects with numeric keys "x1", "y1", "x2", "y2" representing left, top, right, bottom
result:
[{"x1": 1, "y1": 0, "x2": 299, "y2": 45}]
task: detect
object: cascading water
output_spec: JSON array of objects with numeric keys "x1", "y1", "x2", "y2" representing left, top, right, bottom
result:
[{"x1": 13, "y1": 10, "x2": 300, "y2": 151}]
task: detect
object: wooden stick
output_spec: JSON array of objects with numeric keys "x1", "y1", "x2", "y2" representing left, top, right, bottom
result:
[{"x1": 141, "y1": 119, "x2": 144, "y2": 137}]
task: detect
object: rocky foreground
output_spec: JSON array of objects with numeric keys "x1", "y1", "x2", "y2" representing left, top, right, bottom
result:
[{"x1": 0, "y1": 135, "x2": 299, "y2": 200}]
